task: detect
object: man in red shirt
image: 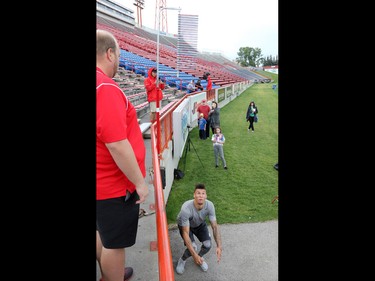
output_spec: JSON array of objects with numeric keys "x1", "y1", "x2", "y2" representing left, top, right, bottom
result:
[
  {"x1": 96, "y1": 29, "x2": 149, "y2": 281},
  {"x1": 197, "y1": 99, "x2": 211, "y2": 138}
]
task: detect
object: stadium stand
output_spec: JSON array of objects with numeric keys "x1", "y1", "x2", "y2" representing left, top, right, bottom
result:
[{"x1": 97, "y1": 14, "x2": 269, "y2": 92}]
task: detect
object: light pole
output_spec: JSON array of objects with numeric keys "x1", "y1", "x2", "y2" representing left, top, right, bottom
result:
[{"x1": 156, "y1": 5, "x2": 181, "y2": 157}]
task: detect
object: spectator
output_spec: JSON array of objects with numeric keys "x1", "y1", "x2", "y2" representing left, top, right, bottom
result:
[
  {"x1": 211, "y1": 127, "x2": 227, "y2": 169},
  {"x1": 144, "y1": 67, "x2": 165, "y2": 122},
  {"x1": 195, "y1": 79, "x2": 204, "y2": 91},
  {"x1": 175, "y1": 183, "x2": 223, "y2": 275},
  {"x1": 198, "y1": 113, "x2": 207, "y2": 140},
  {"x1": 246, "y1": 101, "x2": 259, "y2": 132},
  {"x1": 208, "y1": 101, "x2": 220, "y2": 135},
  {"x1": 197, "y1": 99, "x2": 211, "y2": 139},
  {"x1": 187, "y1": 80, "x2": 196, "y2": 93},
  {"x1": 203, "y1": 72, "x2": 212, "y2": 91},
  {"x1": 96, "y1": 29, "x2": 149, "y2": 281}
]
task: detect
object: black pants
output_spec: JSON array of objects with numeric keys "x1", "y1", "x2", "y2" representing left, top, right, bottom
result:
[
  {"x1": 199, "y1": 129, "x2": 206, "y2": 140},
  {"x1": 178, "y1": 222, "x2": 211, "y2": 259},
  {"x1": 248, "y1": 116, "x2": 255, "y2": 131},
  {"x1": 206, "y1": 119, "x2": 210, "y2": 138}
]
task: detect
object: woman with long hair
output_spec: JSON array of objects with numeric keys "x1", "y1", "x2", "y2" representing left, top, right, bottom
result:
[
  {"x1": 246, "y1": 101, "x2": 258, "y2": 132},
  {"x1": 208, "y1": 101, "x2": 220, "y2": 134}
]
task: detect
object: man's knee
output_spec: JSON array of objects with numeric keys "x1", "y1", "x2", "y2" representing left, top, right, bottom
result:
[{"x1": 202, "y1": 240, "x2": 211, "y2": 250}]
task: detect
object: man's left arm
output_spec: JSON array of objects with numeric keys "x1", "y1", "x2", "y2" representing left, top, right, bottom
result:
[{"x1": 210, "y1": 220, "x2": 222, "y2": 263}]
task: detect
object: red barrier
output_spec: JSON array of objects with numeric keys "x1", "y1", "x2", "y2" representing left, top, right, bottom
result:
[{"x1": 150, "y1": 123, "x2": 175, "y2": 281}]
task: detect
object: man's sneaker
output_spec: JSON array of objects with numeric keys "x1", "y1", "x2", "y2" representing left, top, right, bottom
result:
[
  {"x1": 124, "y1": 267, "x2": 133, "y2": 281},
  {"x1": 192, "y1": 241, "x2": 198, "y2": 252},
  {"x1": 200, "y1": 259, "x2": 208, "y2": 272},
  {"x1": 176, "y1": 257, "x2": 186, "y2": 274}
]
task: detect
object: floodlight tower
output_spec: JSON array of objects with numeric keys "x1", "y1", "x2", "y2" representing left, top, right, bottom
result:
[{"x1": 155, "y1": 0, "x2": 168, "y2": 32}]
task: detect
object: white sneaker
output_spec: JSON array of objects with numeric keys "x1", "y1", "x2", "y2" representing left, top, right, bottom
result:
[
  {"x1": 192, "y1": 241, "x2": 198, "y2": 252},
  {"x1": 200, "y1": 259, "x2": 208, "y2": 272},
  {"x1": 176, "y1": 257, "x2": 186, "y2": 274}
]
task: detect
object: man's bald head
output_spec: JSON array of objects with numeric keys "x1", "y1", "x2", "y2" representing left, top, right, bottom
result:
[
  {"x1": 97, "y1": 29, "x2": 118, "y2": 56},
  {"x1": 96, "y1": 29, "x2": 120, "y2": 78}
]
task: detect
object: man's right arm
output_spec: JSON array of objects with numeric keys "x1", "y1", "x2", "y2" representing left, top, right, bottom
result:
[{"x1": 106, "y1": 139, "x2": 149, "y2": 203}]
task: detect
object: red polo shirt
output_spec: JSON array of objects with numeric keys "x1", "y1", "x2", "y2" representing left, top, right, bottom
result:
[
  {"x1": 96, "y1": 67, "x2": 146, "y2": 200},
  {"x1": 197, "y1": 104, "x2": 211, "y2": 120}
]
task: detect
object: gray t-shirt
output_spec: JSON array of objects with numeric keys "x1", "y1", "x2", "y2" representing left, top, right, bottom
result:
[{"x1": 177, "y1": 199, "x2": 216, "y2": 228}]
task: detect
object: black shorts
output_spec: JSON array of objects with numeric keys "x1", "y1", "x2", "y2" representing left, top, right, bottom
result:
[
  {"x1": 178, "y1": 222, "x2": 211, "y2": 243},
  {"x1": 96, "y1": 191, "x2": 140, "y2": 249}
]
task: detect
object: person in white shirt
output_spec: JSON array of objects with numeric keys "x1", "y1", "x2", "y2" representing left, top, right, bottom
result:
[
  {"x1": 211, "y1": 127, "x2": 227, "y2": 169},
  {"x1": 187, "y1": 80, "x2": 196, "y2": 93}
]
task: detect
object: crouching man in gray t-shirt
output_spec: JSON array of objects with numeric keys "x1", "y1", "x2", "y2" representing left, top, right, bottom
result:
[{"x1": 175, "y1": 183, "x2": 223, "y2": 274}]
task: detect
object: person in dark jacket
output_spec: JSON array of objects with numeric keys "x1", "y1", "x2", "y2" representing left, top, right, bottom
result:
[
  {"x1": 195, "y1": 79, "x2": 203, "y2": 91},
  {"x1": 144, "y1": 67, "x2": 165, "y2": 122},
  {"x1": 208, "y1": 101, "x2": 220, "y2": 134},
  {"x1": 246, "y1": 101, "x2": 258, "y2": 132}
]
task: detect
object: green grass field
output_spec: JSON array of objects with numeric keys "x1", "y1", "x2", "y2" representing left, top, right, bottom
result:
[{"x1": 166, "y1": 71, "x2": 278, "y2": 225}]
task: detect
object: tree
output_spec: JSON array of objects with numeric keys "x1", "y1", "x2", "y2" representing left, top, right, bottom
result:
[
  {"x1": 236, "y1": 47, "x2": 278, "y2": 67},
  {"x1": 236, "y1": 47, "x2": 263, "y2": 67},
  {"x1": 262, "y1": 55, "x2": 278, "y2": 66}
]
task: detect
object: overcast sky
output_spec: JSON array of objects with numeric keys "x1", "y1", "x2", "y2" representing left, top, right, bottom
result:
[{"x1": 115, "y1": 0, "x2": 278, "y2": 61}]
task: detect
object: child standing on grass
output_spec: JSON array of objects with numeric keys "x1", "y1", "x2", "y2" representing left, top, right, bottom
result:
[
  {"x1": 211, "y1": 127, "x2": 227, "y2": 169},
  {"x1": 198, "y1": 113, "x2": 207, "y2": 140}
]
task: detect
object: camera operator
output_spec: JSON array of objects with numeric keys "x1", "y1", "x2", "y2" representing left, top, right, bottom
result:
[{"x1": 144, "y1": 67, "x2": 165, "y2": 122}]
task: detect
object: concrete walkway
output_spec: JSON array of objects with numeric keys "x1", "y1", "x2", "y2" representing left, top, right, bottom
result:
[
  {"x1": 96, "y1": 116, "x2": 278, "y2": 281},
  {"x1": 169, "y1": 220, "x2": 278, "y2": 281}
]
